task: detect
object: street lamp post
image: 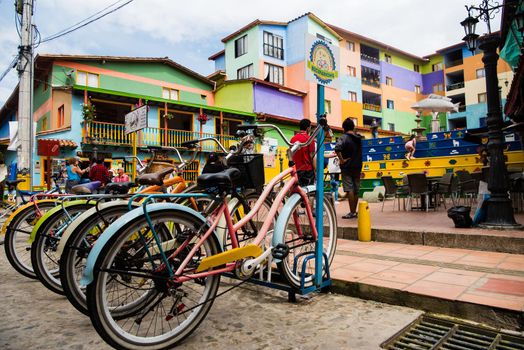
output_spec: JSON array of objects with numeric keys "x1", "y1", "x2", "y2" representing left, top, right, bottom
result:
[{"x1": 461, "y1": 0, "x2": 521, "y2": 229}]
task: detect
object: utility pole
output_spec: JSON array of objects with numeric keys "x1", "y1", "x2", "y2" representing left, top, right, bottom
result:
[{"x1": 16, "y1": 0, "x2": 34, "y2": 188}]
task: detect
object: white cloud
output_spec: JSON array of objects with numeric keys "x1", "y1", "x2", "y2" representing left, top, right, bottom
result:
[{"x1": 0, "y1": 0, "x2": 503, "y2": 105}]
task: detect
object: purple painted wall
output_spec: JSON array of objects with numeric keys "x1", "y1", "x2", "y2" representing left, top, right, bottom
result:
[
  {"x1": 421, "y1": 70, "x2": 445, "y2": 95},
  {"x1": 380, "y1": 62, "x2": 422, "y2": 92},
  {"x1": 253, "y1": 84, "x2": 303, "y2": 120}
]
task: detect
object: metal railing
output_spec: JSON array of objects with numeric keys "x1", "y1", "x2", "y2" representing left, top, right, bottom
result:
[
  {"x1": 85, "y1": 121, "x2": 238, "y2": 151},
  {"x1": 363, "y1": 103, "x2": 382, "y2": 112},
  {"x1": 360, "y1": 54, "x2": 380, "y2": 64},
  {"x1": 446, "y1": 82, "x2": 465, "y2": 91}
]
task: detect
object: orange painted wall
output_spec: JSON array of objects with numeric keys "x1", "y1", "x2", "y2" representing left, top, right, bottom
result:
[
  {"x1": 339, "y1": 39, "x2": 362, "y2": 78},
  {"x1": 341, "y1": 100, "x2": 363, "y2": 125},
  {"x1": 52, "y1": 90, "x2": 72, "y2": 129},
  {"x1": 463, "y1": 53, "x2": 512, "y2": 81},
  {"x1": 381, "y1": 85, "x2": 418, "y2": 113}
]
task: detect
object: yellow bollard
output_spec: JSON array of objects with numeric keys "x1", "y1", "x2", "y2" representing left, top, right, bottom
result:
[
  {"x1": 357, "y1": 201, "x2": 371, "y2": 242},
  {"x1": 17, "y1": 173, "x2": 31, "y2": 191}
]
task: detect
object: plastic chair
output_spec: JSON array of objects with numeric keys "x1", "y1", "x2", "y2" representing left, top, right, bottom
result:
[
  {"x1": 407, "y1": 173, "x2": 434, "y2": 211},
  {"x1": 456, "y1": 170, "x2": 478, "y2": 205},
  {"x1": 432, "y1": 173, "x2": 455, "y2": 209},
  {"x1": 381, "y1": 176, "x2": 408, "y2": 211}
]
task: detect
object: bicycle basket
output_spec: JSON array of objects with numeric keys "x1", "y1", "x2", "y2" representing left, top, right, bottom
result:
[{"x1": 227, "y1": 154, "x2": 265, "y2": 191}]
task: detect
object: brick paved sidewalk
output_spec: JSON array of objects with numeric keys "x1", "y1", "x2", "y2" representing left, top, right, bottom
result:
[{"x1": 331, "y1": 239, "x2": 524, "y2": 329}]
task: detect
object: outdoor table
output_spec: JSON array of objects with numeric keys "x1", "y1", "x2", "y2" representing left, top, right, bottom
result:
[{"x1": 409, "y1": 173, "x2": 437, "y2": 211}]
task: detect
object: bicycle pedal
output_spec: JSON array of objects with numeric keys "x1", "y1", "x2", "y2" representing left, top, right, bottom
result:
[{"x1": 272, "y1": 243, "x2": 289, "y2": 260}]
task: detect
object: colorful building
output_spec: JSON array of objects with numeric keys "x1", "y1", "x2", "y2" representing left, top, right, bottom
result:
[{"x1": 0, "y1": 54, "x2": 254, "y2": 188}]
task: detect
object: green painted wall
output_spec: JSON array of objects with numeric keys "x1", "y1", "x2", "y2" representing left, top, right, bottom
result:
[
  {"x1": 264, "y1": 122, "x2": 297, "y2": 147},
  {"x1": 33, "y1": 74, "x2": 51, "y2": 111},
  {"x1": 52, "y1": 65, "x2": 75, "y2": 87},
  {"x1": 421, "y1": 54, "x2": 444, "y2": 74},
  {"x1": 225, "y1": 26, "x2": 259, "y2": 80},
  {"x1": 214, "y1": 81, "x2": 253, "y2": 113},
  {"x1": 81, "y1": 62, "x2": 212, "y2": 91},
  {"x1": 420, "y1": 113, "x2": 447, "y2": 134},
  {"x1": 381, "y1": 109, "x2": 417, "y2": 134},
  {"x1": 380, "y1": 51, "x2": 420, "y2": 71},
  {"x1": 36, "y1": 111, "x2": 50, "y2": 132}
]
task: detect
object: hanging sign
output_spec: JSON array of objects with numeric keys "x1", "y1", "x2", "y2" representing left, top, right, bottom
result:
[
  {"x1": 125, "y1": 105, "x2": 148, "y2": 135},
  {"x1": 305, "y1": 35, "x2": 339, "y2": 88}
]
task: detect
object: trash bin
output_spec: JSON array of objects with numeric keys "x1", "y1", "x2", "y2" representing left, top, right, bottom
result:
[{"x1": 447, "y1": 206, "x2": 473, "y2": 228}]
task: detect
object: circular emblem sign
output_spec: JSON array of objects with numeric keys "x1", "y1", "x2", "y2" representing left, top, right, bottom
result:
[{"x1": 307, "y1": 40, "x2": 338, "y2": 85}]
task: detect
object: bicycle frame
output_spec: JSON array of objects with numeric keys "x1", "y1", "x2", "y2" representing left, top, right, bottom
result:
[{"x1": 144, "y1": 164, "x2": 317, "y2": 284}]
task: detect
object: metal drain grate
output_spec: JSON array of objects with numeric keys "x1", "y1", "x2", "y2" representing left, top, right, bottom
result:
[{"x1": 381, "y1": 315, "x2": 524, "y2": 350}]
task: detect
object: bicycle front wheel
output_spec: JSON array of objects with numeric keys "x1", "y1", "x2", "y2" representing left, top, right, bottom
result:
[
  {"x1": 277, "y1": 193, "x2": 338, "y2": 290},
  {"x1": 87, "y1": 209, "x2": 221, "y2": 350}
]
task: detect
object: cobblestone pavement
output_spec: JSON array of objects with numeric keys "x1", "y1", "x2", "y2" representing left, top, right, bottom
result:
[{"x1": 0, "y1": 252, "x2": 422, "y2": 350}]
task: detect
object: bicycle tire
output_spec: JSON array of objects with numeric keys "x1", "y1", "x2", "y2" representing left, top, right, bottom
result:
[
  {"x1": 60, "y1": 203, "x2": 136, "y2": 315},
  {"x1": 4, "y1": 201, "x2": 57, "y2": 279},
  {"x1": 31, "y1": 203, "x2": 94, "y2": 295},
  {"x1": 86, "y1": 209, "x2": 221, "y2": 350},
  {"x1": 276, "y1": 193, "x2": 338, "y2": 290}
]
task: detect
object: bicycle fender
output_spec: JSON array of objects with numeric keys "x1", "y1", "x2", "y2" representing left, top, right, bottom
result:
[
  {"x1": 0, "y1": 200, "x2": 57, "y2": 236},
  {"x1": 81, "y1": 203, "x2": 219, "y2": 286},
  {"x1": 56, "y1": 200, "x2": 139, "y2": 256},
  {"x1": 271, "y1": 192, "x2": 303, "y2": 263},
  {"x1": 28, "y1": 200, "x2": 93, "y2": 243}
]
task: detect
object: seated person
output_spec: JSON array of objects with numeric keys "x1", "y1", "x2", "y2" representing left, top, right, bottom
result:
[{"x1": 113, "y1": 167, "x2": 130, "y2": 183}]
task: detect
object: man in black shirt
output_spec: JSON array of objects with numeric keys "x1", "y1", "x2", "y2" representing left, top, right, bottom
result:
[{"x1": 335, "y1": 118, "x2": 363, "y2": 219}]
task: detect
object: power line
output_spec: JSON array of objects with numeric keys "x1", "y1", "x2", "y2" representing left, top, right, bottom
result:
[
  {"x1": 40, "y1": 0, "x2": 134, "y2": 43},
  {"x1": 0, "y1": 55, "x2": 19, "y2": 83}
]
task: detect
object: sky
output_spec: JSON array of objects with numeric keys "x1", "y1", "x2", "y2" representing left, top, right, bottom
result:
[{"x1": 0, "y1": 0, "x2": 502, "y2": 105}]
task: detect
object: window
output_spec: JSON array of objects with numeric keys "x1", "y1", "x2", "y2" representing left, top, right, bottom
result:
[
  {"x1": 237, "y1": 64, "x2": 253, "y2": 79},
  {"x1": 478, "y1": 92, "x2": 487, "y2": 103},
  {"x1": 162, "y1": 87, "x2": 179, "y2": 100},
  {"x1": 349, "y1": 91, "x2": 357, "y2": 102},
  {"x1": 432, "y1": 83, "x2": 444, "y2": 92},
  {"x1": 386, "y1": 76, "x2": 393, "y2": 86},
  {"x1": 388, "y1": 123, "x2": 395, "y2": 132},
  {"x1": 263, "y1": 31, "x2": 284, "y2": 59},
  {"x1": 476, "y1": 68, "x2": 485, "y2": 78},
  {"x1": 41, "y1": 116, "x2": 48, "y2": 132},
  {"x1": 57, "y1": 104, "x2": 65, "y2": 128},
  {"x1": 347, "y1": 65, "x2": 356, "y2": 77},
  {"x1": 235, "y1": 35, "x2": 247, "y2": 58},
  {"x1": 324, "y1": 100, "x2": 332, "y2": 114},
  {"x1": 415, "y1": 85, "x2": 421, "y2": 94},
  {"x1": 347, "y1": 41, "x2": 355, "y2": 52},
  {"x1": 263, "y1": 63, "x2": 284, "y2": 85},
  {"x1": 316, "y1": 33, "x2": 332, "y2": 44},
  {"x1": 387, "y1": 100, "x2": 395, "y2": 109},
  {"x1": 77, "y1": 71, "x2": 99, "y2": 88},
  {"x1": 414, "y1": 64, "x2": 420, "y2": 72},
  {"x1": 385, "y1": 54, "x2": 392, "y2": 63},
  {"x1": 432, "y1": 62, "x2": 443, "y2": 71}
]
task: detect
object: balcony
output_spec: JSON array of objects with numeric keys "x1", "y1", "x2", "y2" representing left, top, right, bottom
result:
[
  {"x1": 360, "y1": 53, "x2": 380, "y2": 64},
  {"x1": 363, "y1": 103, "x2": 382, "y2": 112},
  {"x1": 362, "y1": 77, "x2": 380, "y2": 88},
  {"x1": 445, "y1": 59, "x2": 463, "y2": 68},
  {"x1": 84, "y1": 121, "x2": 238, "y2": 151},
  {"x1": 446, "y1": 82, "x2": 465, "y2": 91}
]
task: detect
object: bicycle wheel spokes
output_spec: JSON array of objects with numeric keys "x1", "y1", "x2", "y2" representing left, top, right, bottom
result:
[{"x1": 89, "y1": 211, "x2": 220, "y2": 348}]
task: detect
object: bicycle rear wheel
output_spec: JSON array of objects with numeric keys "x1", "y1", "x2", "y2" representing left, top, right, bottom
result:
[
  {"x1": 60, "y1": 203, "x2": 135, "y2": 315},
  {"x1": 4, "y1": 201, "x2": 57, "y2": 279},
  {"x1": 31, "y1": 203, "x2": 93, "y2": 295},
  {"x1": 276, "y1": 193, "x2": 337, "y2": 290},
  {"x1": 87, "y1": 209, "x2": 221, "y2": 350}
]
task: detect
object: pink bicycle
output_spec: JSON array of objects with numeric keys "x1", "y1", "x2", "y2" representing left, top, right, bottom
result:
[{"x1": 82, "y1": 119, "x2": 337, "y2": 349}]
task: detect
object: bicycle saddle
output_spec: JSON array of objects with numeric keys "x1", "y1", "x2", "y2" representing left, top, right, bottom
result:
[
  {"x1": 197, "y1": 168, "x2": 241, "y2": 190},
  {"x1": 104, "y1": 182, "x2": 137, "y2": 194},
  {"x1": 71, "y1": 181, "x2": 102, "y2": 194},
  {"x1": 5, "y1": 179, "x2": 25, "y2": 186},
  {"x1": 136, "y1": 167, "x2": 174, "y2": 186}
]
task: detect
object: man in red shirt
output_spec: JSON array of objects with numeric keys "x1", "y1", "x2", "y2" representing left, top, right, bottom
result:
[
  {"x1": 89, "y1": 158, "x2": 110, "y2": 188},
  {"x1": 290, "y1": 119, "x2": 316, "y2": 186}
]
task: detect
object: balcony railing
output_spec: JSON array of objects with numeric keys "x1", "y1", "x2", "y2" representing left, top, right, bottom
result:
[
  {"x1": 360, "y1": 54, "x2": 380, "y2": 64},
  {"x1": 363, "y1": 103, "x2": 382, "y2": 112},
  {"x1": 446, "y1": 82, "x2": 465, "y2": 91},
  {"x1": 362, "y1": 78, "x2": 380, "y2": 88},
  {"x1": 85, "y1": 121, "x2": 238, "y2": 151}
]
